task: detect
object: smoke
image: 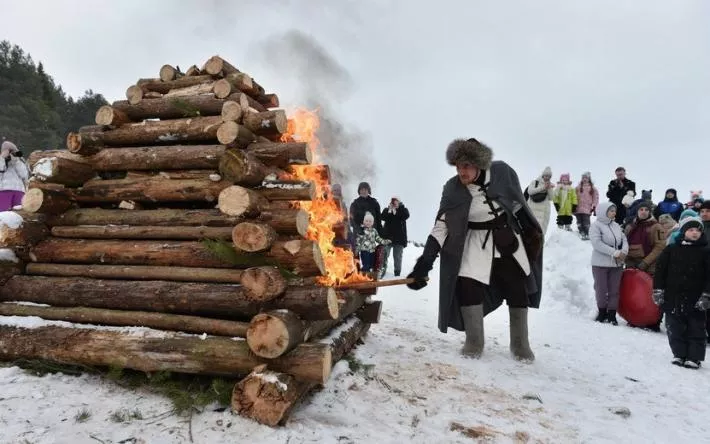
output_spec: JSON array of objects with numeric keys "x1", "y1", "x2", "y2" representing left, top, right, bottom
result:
[{"x1": 252, "y1": 30, "x2": 376, "y2": 196}]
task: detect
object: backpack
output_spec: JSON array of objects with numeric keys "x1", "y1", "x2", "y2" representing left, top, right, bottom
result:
[{"x1": 524, "y1": 181, "x2": 548, "y2": 203}]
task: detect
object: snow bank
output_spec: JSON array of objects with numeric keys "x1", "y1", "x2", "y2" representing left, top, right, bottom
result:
[{"x1": 0, "y1": 211, "x2": 23, "y2": 229}]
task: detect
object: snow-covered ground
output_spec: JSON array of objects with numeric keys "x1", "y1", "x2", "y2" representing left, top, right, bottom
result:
[{"x1": 2, "y1": 228, "x2": 710, "y2": 443}]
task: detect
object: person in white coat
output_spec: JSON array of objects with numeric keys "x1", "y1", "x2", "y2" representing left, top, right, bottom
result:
[
  {"x1": 0, "y1": 140, "x2": 30, "y2": 211},
  {"x1": 526, "y1": 167, "x2": 555, "y2": 235}
]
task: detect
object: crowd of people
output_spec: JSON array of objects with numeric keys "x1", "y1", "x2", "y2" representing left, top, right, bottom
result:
[
  {"x1": 0, "y1": 140, "x2": 30, "y2": 211},
  {"x1": 525, "y1": 165, "x2": 710, "y2": 369}
]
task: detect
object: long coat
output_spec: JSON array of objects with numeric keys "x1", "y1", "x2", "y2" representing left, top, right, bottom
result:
[
  {"x1": 654, "y1": 237, "x2": 710, "y2": 314},
  {"x1": 349, "y1": 196, "x2": 382, "y2": 236},
  {"x1": 436, "y1": 161, "x2": 544, "y2": 333},
  {"x1": 381, "y1": 204, "x2": 410, "y2": 246},
  {"x1": 526, "y1": 178, "x2": 554, "y2": 234}
]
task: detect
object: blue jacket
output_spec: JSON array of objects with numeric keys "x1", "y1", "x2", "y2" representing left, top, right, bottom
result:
[{"x1": 655, "y1": 199, "x2": 683, "y2": 221}]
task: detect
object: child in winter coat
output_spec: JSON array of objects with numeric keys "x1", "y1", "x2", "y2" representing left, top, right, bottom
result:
[
  {"x1": 574, "y1": 172, "x2": 599, "y2": 240},
  {"x1": 590, "y1": 202, "x2": 629, "y2": 325},
  {"x1": 624, "y1": 201, "x2": 666, "y2": 275},
  {"x1": 625, "y1": 190, "x2": 655, "y2": 227},
  {"x1": 553, "y1": 173, "x2": 577, "y2": 231},
  {"x1": 356, "y1": 211, "x2": 391, "y2": 274},
  {"x1": 667, "y1": 209, "x2": 699, "y2": 246},
  {"x1": 653, "y1": 217, "x2": 710, "y2": 369},
  {"x1": 658, "y1": 214, "x2": 677, "y2": 242}
]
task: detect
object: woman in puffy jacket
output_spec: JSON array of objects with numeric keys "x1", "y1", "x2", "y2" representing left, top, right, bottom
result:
[
  {"x1": 0, "y1": 141, "x2": 30, "y2": 211},
  {"x1": 590, "y1": 201, "x2": 629, "y2": 325}
]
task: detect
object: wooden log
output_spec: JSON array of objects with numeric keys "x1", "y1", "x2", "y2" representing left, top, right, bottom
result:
[
  {"x1": 356, "y1": 300, "x2": 382, "y2": 324},
  {"x1": 0, "y1": 303, "x2": 248, "y2": 337},
  {"x1": 220, "y1": 101, "x2": 244, "y2": 122},
  {"x1": 24, "y1": 264, "x2": 285, "y2": 296},
  {"x1": 185, "y1": 65, "x2": 201, "y2": 76},
  {"x1": 0, "y1": 276, "x2": 336, "y2": 320},
  {"x1": 112, "y1": 93, "x2": 249, "y2": 121},
  {"x1": 164, "y1": 82, "x2": 215, "y2": 98},
  {"x1": 50, "y1": 225, "x2": 233, "y2": 240},
  {"x1": 258, "y1": 93, "x2": 280, "y2": 109},
  {"x1": 213, "y1": 74, "x2": 258, "y2": 99},
  {"x1": 246, "y1": 290, "x2": 365, "y2": 359},
  {"x1": 46, "y1": 208, "x2": 309, "y2": 237},
  {"x1": 218, "y1": 186, "x2": 269, "y2": 217},
  {"x1": 259, "y1": 180, "x2": 316, "y2": 201},
  {"x1": 0, "y1": 212, "x2": 49, "y2": 248},
  {"x1": 72, "y1": 177, "x2": 230, "y2": 204},
  {"x1": 27, "y1": 150, "x2": 88, "y2": 169},
  {"x1": 95, "y1": 105, "x2": 131, "y2": 127},
  {"x1": 218, "y1": 149, "x2": 269, "y2": 186},
  {"x1": 217, "y1": 121, "x2": 256, "y2": 148},
  {"x1": 31, "y1": 157, "x2": 96, "y2": 187},
  {"x1": 159, "y1": 64, "x2": 183, "y2": 82},
  {"x1": 0, "y1": 325, "x2": 332, "y2": 383},
  {"x1": 89, "y1": 144, "x2": 223, "y2": 171},
  {"x1": 202, "y1": 55, "x2": 240, "y2": 77},
  {"x1": 231, "y1": 366, "x2": 313, "y2": 426},
  {"x1": 134, "y1": 75, "x2": 214, "y2": 95},
  {"x1": 327, "y1": 317, "x2": 370, "y2": 365},
  {"x1": 246, "y1": 142, "x2": 311, "y2": 168},
  {"x1": 242, "y1": 110, "x2": 288, "y2": 138},
  {"x1": 119, "y1": 169, "x2": 222, "y2": 181},
  {"x1": 20, "y1": 188, "x2": 75, "y2": 214},
  {"x1": 232, "y1": 316, "x2": 369, "y2": 425},
  {"x1": 232, "y1": 222, "x2": 277, "y2": 253},
  {"x1": 67, "y1": 116, "x2": 224, "y2": 153},
  {"x1": 125, "y1": 85, "x2": 145, "y2": 105},
  {"x1": 29, "y1": 238, "x2": 326, "y2": 276},
  {"x1": 143, "y1": 91, "x2": 163, "y2": 100}
]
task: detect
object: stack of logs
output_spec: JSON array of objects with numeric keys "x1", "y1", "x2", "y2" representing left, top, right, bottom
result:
[{"x1": 0, "y1": 56, "x2": 380, "y2": 426}]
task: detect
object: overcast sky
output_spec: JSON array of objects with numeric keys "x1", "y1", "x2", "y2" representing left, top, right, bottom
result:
[{"x1": 3, "y1": 0, "x2": 709, "y2": 239}]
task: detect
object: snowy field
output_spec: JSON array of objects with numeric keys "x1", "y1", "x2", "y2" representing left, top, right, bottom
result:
[{"x1": 2, "y1": 228, "x2": 709, "y2": 443}]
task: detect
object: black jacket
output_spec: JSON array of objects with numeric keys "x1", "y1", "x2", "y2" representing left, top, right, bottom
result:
[
  {"x1": 349, "y1": 196, "x2": 382, "y2": 235},
  {"x1": 381, "y1": 204, "x2": 410, "y2": 246},
  {"x1": 705, "y1": 221, "x2": 710, "y2": 244},
  {"x1": 606, "y1": 178, "x2": 636, "y2": 205},
  {"x1": 654, "y1": 237, "x2": 710, "y2": 314}
]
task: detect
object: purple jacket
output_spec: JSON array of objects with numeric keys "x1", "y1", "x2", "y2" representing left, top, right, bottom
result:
[{"x1": 576, "y1": 184, "x2": 599, "y2": 214}]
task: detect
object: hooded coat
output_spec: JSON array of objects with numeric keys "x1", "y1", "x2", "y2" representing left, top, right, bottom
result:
[
  {"x1": 590, "y1": 202, "x2": 629, "y2": 268},
  {"x1": 654, "y1": 188, "x2": 683, "y2": 221},
  {"x1": 526, "y1": 167, "x2": 554, "y2": 234},
  {"x1": 624, "y1": 212, "x2": 666, "y2": 274},
  {"x1": 435, "y1": 161, "x2": 543, "y2": 333}
]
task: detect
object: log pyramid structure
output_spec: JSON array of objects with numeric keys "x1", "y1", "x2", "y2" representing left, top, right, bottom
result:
[{"x1": 0, "y1": 56, "x2": 381, "y2": 426}]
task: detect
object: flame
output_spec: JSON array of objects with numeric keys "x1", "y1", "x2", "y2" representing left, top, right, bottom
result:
[{"x1": 283, "y1": 108, "x2": 371, "y2": 286}]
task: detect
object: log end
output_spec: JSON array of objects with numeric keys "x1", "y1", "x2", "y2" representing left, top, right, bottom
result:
[
  {"x1": 20, "y1": 188, "x2": 45, "y2": 214},
  {"x1": 273, "y1": 110, "x2": 288, "y2": 134},
  {"x1": 232, "y1": 222, "x2": 277, "y2": 253},
  {"x1": 246, "y1": 312, "x2": 301, "y2": 359},
  {"x1": 126, "y1": 85, "x2": 144, "y2": 105},
  {"x1": 240, "y1": 266, "x2": 287, "y2": 300},
  {"x1": 203, "y1": 55, "x2": 225, "y2": 76},
  {"x1": 95, "y1": 105, "x2": 114, "y2": 126},
  {"x1": 217, "y1": 185, "x2": 264, "y2": 217},
  {"x1": 295, "y1": 210, "x2": 310, "y2": 238},
  {"x1": 217, "y1": 121, "x2": 240, "y2": 145},
  {"x1": 221, "y1": 101, "x2": 243, "y2": 122},
  {"x1": 213, "y1": 79, "x2": 232, "y2": 99},
  {"x1": 325, "y1": 287, "x2": 339, "y2": 320},
  {"x1": 66, "y1": 132, "x2": 81, "y2": 153},
  {"x1": 159, "y1": 64, "x2": 180, "y2": 82}
]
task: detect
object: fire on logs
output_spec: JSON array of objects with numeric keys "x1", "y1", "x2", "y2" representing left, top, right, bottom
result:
[{"x1": 2, "y1": 55, "x2": 379, "y2": 427}]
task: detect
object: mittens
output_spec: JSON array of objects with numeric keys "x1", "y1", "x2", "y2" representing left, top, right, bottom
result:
[
  {"x1": 652, "y1": 289, "x2": 665, "y2": 305},
  {"x1": 695, "y1": 293, "x2": 710, "y2": 311}
]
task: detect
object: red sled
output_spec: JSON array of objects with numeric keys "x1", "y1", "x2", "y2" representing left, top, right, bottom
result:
[{"x1": 618, "y1": 268, "x2": 661, "y2": 327}]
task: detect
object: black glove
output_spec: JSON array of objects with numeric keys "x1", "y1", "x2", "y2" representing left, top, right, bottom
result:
[
  {"x1": 695, "y1": 293, "x2": 710, "y2": 311},
  {"x1": 554, "y1": 203, "x2": 560, "y2": 212},
  {"x1": 407, "y1": 235, "x2": 441, "y2": 290}
]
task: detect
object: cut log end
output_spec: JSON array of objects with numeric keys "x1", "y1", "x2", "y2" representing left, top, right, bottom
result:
[
  {"x1": 160, "y1": 64, "x2": 183, "y2": 82},
  {"x1": 95, "y1": 105, "x2": 130, "y2": 127},
  {"x1": 239, "y1": 267, "x2": 287, "y2": 300},
  {"x1": 126, "y1": 85, "x2": 144, "y2": 105},
  {"x1": 295, "y1": 210, "x2": 310, "y2": 238},
  {"x1": 217, "y1": 186, "x2": 267, "y2": 217},
  {"x1": 212, "y1": 79, "x2": 232, "y2": 99},
  {"x1": 232, "y1": 222, "x2": 277, "y2": 253},
  {"x1": 246, "y1": 311, "x2": 304, "y2": 359},
  {"x1": 221, "y1": 101, "x2": 243, "y2": 122},
  {"x1": 217, "y1": 121, "x2": 239, "y2": 145},
  {"x1": 21, "y1": 188, "x2": 74, "y2": 214}
]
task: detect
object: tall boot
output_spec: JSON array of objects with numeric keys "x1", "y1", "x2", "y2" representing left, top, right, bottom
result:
[
  {"x1": 606, "y1": 310, "x2": 618, "y2": 326},
  {"x1": 509, "y1": 307, "x2": 535, "y2": 362},
  {"x1": 595, "y1": 308, "x2": 607, "y2": 322},
  {"x1": 460, "y1": 305, "x2": 484, "y2": 358}
]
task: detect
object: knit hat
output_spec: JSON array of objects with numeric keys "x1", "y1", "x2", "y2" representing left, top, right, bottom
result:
[
  {"x1": 581, "y1": 171, "x2": 591, "y2": 180},
  {"x1": 559, "y1": 173, "x2": 571, "y2": 183},
  {"x1": 641, "y1": 189, "x2": 652, "y2": 200},
  {"x1": 445, "y1": 138, "x2": 493, "y2": 169},
  {"x1": 701, "y1": 201, "x2": 710, "y2": 210},
  {"x1": 680, "y1": 209, "x2": 698, "y2": 220},
  {"x1": 679, "y1": 216, "x2": 704, "y2": 235},
  {"x1": 636, "y1": 201, "x2": 653, "y2": 215},
  {"x1": 357, "y1": 182, "x2": 371, "y2": 195},
  {"x1": 363, "y1": 211, "x2": 375, "y2": 224},
  {"x1": 542, "y1": 166, "x2": 552, "y2": 178}
]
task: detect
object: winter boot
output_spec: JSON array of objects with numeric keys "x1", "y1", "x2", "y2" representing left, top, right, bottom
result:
[
  {"x1": 595, "y1": 308, "x2": 607, "y2": 322},
  {"x1": 671, "y1": 357, "x2": 685, "y2": 367},
  {"x1": 460, "y1": 305, "x2": 484, "y2": 358},
  {"x1": 683, "y1": 360, "x2": 701, "y2": 369},
  {"x1": 606, "y1": 310, "x2": 618, "y2": 326},
  {"x1": 509, "y1": 307, "x2": 535, "y2": 362}
]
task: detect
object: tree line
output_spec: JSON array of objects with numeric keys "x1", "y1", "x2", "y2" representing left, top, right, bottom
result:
[{"x1": 0, "y1": 40, "x2": 108, "y2": 155}]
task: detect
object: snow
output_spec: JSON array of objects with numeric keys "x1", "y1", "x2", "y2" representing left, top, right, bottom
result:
[
  {"x1": 0, "y1": 211, "x2": 23, "y2": 229},
  {"x1": 32, "y1": 157, "x2": 55, "y2": 178},
  {"x1": 255, "y1": 371, "x2": 289, "y2": 392},
  {"x1": 0, "y1": 248, "x2": 19, "y2": 263},
  {"x1": 2, "y1": 228, "x2": 710, "y2": 442}
]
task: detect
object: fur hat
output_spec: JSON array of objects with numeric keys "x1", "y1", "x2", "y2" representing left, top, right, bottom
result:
[
  {"x1": 680, "y1": 216, "x2": 704, "y2": 234},
  {"x1": 641, "y1": 189, "x2": 652, "y2": 200},
  {"x1": 658, "y1": 213, "x2": 675, "y2": 226},
  {"x1": 357, "y1": 182, "x2": 371, "y2": 195},
  {"x1": 445, "y1": 138, "x2": 493, "y2": 169}
]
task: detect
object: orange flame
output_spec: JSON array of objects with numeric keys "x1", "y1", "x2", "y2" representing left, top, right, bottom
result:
[{"x1": 282, "y1": 108, "x2": 371, "y2": 286}]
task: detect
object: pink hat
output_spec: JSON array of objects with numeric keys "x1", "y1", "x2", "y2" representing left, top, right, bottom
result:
[{"x1": 559, "y1": 173, "x2": 570, "y2": 183}]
